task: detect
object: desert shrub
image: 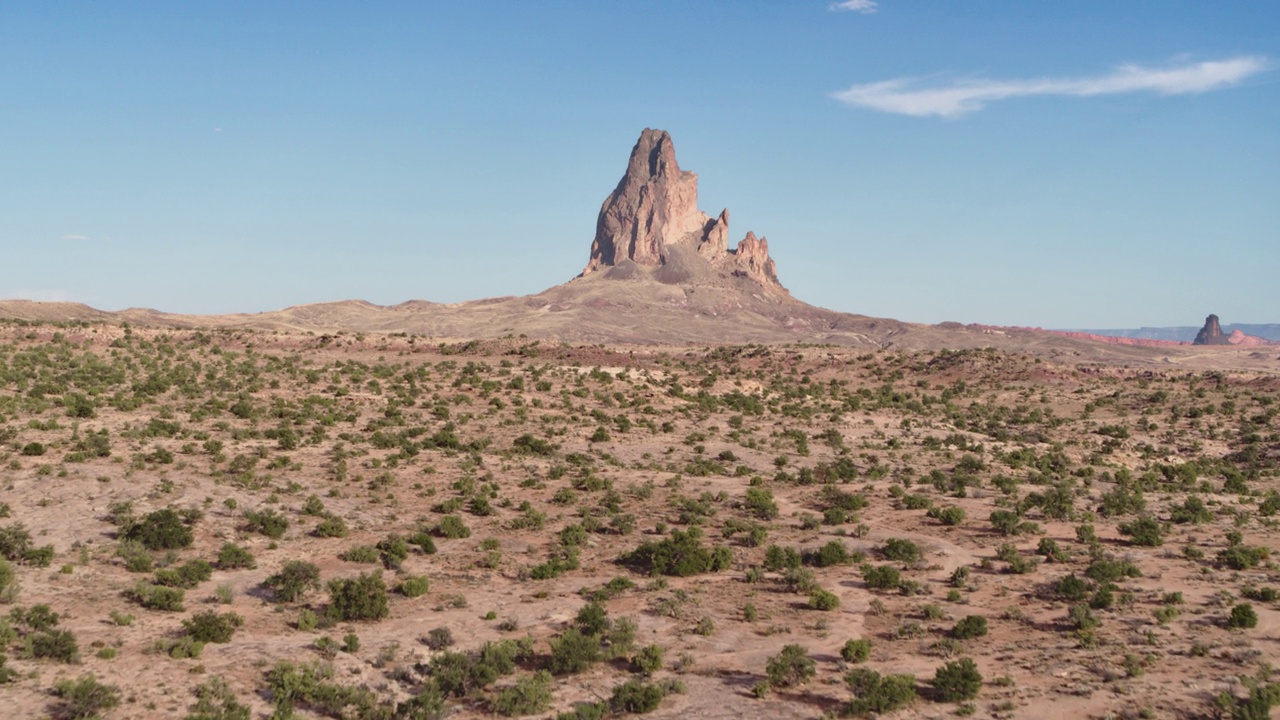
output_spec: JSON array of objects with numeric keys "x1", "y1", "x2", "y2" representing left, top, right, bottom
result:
[
  {"x1": 130, "y1": 581, "x2": 185, "y2": 611},
  {"x1": 124, "y1": 508, "x2": 193, "y2": 550},
  {"x1": 1054, "y1": 574, "x2": 1092, "y2": 601},
  {"x1": 423, "y1": 627, "x2": 455, "y2": 650},
  {"x1": 24, "y1": 628, "x2": 80, "y2": 662},
  {"x1": 1037, "y1": 538, "x2": 1068, "y2": 562},
  {"x1": 802, "y1": 540, "x2": 856, "y2": 567},
  {"x1": 395, "y1": 681, "x2": 448, "y2": 720},
  {"x1": 244, "y1": 508, "x2": 289, "y2": 539},
  {"x1": 1118, "y1": 517, "x2": 1164, "y2": 547},
  {"x1": 765, "y1": 644, "x2": 816, "y2": 687},
  {"x1": 407, "y1": 531, "x2": 438, "y2": 554},
  {"x1": 763, "y1": 545, "x2": 802, "y2": 571},
  {"x1": 400, "y1": 576, "x2": 430, "y2": 598},
  {"x1": 933, "y1": 658, "x2": 983, "y2": 701},
  {"x1": 841, "y1": 638, "x2": 872, "y2": 663},
  {"x1": 548, "y1": 627, "x2": 602, "y2": 675},
  {"x1": 861, "y1": 563, "x2": 901, "y2": 591},
  {"x1": 632, "y1": 644, "x2": 665, "y2": 675},
  {"x1": 929, "y1": 505, "x2": 966, "y2": 526},
  {"x1": 154, "y1": 559, "x2": 213, "y2": 589},
  {"x1": 0, "y1": 558, "x2": 17, "y2": 602},
  {"x1": 742, "y1": 488, "x2": 779, "y2": 520},
  {"x1": 314, "y1": 514, "x2": 349, "y2": 538},
  {"x1": 1170, "y1": 496, "x2": 1213, "y2": 524},
  {"x1": 951, "y1": 615, "x2": 988, "y2": 640},
  {"x1": 512, "y1": 434, "x2": 557, "y2": 456},
  {"x1": 880, "y1": 538, "x2": 922, "y2": 564},
  {"x1": 434, "y1": 515, "x2": 471, "y2": 539},
  {"x1": 12, "y1": 603, "x2": 60, "y2": 631},
  {"x1": 845, "y1": 668, "x2": 917, "y2": 714},
  {"x1": 1227, "y1": 603, "x2": 1259, "y2": 630},
  {"x1": 183, "y1": 610, "x2": 244, "y2": 643},
  {"x1": 809, "y1": 588, "x2": 841, "y2": 611},
  {"x1": 1220, "y1": 545, "x2": 1268, "y2": 571},
  {"x1": 1068, "y1": 604, "x2": 1099, "y2": 632},
  {"x1": 216, "y1": 543, "x2": 255, "y2": 570},
  {"x1": 154, "y1": 635, "x2": 205, "y2": 660},
  {"x1": 619, "y1": 527, "x2": 732, "y2": 577},
  {"x1": 376, "y1": 535, "x2": 410, "y2": 569},
  {"x1": 1085, "y1": 557, "x2": 1141, "y2": 583},
  {"x1": 610, "y1": 678, "x2": 670, "y2": 714},
  {"x1": 265, "y1": 561, "x2": 321, "y2": 603},
  {"x1": 491, "y1": 671, "x2": 553, "y2": 716},
  {"x1": 0, "y1": 523, "x2": 56, "y2": 566},
  {"x1": 186, "y1": 675, "x2": 252, "y2": 720},
  {"x1": 326, "y1": 571, "x2": 389, "y2": 622},
  {"x1": 53, "y1": 673, "x2": 120, "y2": 719}
]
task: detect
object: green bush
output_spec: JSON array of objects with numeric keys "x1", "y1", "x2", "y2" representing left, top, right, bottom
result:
[
  {"x1": 153, "y1": 635, "x2": 205, "y2": 659},
  {"x1": 0, "y1": 558, "x2": 17, "y2": 602},
  {"x1": 130, "y1": 581, "x2": 185, "y2": 611},
  {"x1": 435, "y1": 515, "x2": 471, "y2": 539},
  {"x1": 24, "y1": 628, "x2": 80, "y2": 662},
  {"x1": 491, "y1": 671, "x2": 553, "y2": 716},
  {"x1": 632, "y1": 644, "x2": 665, "y2": 675},
  {"x1": 861, "y1": 563, "x2": 901, "y2": 591},
  {"x1": 548, "y1": 627, "x2": 602, "y2": 675},
  {"x1": 1220, "y1": 545, "x2": 1268, "y2": 571},
  {"x1": 743, "y1": 488, "x2": 779, "y2": 520},
  {"x1": 326, "y1": 571, "x2": 389, "y2": 622},
  {"x1": 610, "y1": 678, "x2": 670, "y2": 714},
  {"x1": 0, "y1": 520, "x2": 55, "y2": 566},
  {"x1": 400, "y1": 576, "x2": 430, "y2": 598},
  {"x1": 53, "y1": 673, "x2": 121, "y2": 719},
  {"x1": 216, "y1": 542, "x2": 256, "y2": 570},
  {"x1": 124, "y1": 508, "x2": 193, "y2": 551},
  {"x1": 840, "y1": 638, "x2": 871, "y2": 663},
  {"x1": 929, "y1": 506, "x2": 966, "y2": 526},
  {"x1": 1054, "y1": 574, "x2": 1092, "y2": 601},
  {"x1": 808, "y1": 588, "x2": 840, "y2": 611},
  {"x1": 1227, "y1": 603, "x2": 1259, "y2": 630},
  {"x1": 951, "y1": 615, "x2": 988, "y2": 640},
  {"x1": 1118, "y1": 517, "x2": 1164, "y2": 547},
  {"x1": 765, "y1": 644, "x2": 815, "y2": 687},
  {"x1": 186, "y1": 676, "x2": 252, "y2": 720},
  {"x1": 933, "y1": 658, "x2": 983, "y2": 701},
  {"x1": 314, "y1": 514, "x2": 349, "y2": 538},
  {"x1": 339, "y1": 545, "x2": 380, "y2": 564},
  {"x1": 802, "y1": 540, "x2": 856, "y2": 567},
  {"x1": 244, "y1": 508, "x2": 289, "y2": 539},
  {"x1": 619, "y1": 527, "x2": 732, "y2": 577},
  {"x1": 880, "y1": 538, "x2": 922, "y2": 564},
  {"x1": 153, "y1": 559, "x2": 213, "y2": 589},
  {"x1": 182, "y1": 610, "x2": 244, "y2": 643},
  {"x1": 265, "y1": 561, "x2": 321, "y2": 603},
  {"x1": 845, "y1": 668, "x2": 917, "y2": 714}
]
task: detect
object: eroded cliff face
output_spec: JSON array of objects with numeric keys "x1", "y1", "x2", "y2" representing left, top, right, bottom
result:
[{"x1": 583, "y1": 128, "x2": 785, "y2": 293}]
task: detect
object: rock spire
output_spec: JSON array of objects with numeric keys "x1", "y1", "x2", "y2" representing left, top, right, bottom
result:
[
  {"x1": 582, "y1": 128, "x2": 784, "y2": 292},
  {"x1": 1193, "y1": 314, "x2": 1231, "y2": 345}
]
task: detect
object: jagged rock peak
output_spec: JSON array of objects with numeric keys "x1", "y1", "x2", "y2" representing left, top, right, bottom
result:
[
  {"x1": 1193, "y1": 314, "x2": 1231, "y2": 345},
  {"x1": 582, "y1": 128, "x2": 785, "y2": 293}
]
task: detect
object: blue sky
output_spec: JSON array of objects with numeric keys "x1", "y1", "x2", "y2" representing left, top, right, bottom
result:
[{"x1": 1, "y1": 1, "x2": 1276, "y2": 328}]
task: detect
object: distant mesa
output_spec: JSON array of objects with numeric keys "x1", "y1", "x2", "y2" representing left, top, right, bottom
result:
[{"x1": 582, "y1": 128, "x2": 784, "y2": 292}]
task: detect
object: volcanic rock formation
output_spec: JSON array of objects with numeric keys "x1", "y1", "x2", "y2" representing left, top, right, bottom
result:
[
  {"x1": 1193, "y1": 314, "x2": 1231, "y2": 345},
  {"x1": 582, "y1": 128, "x2": 784, "y2": 292}
]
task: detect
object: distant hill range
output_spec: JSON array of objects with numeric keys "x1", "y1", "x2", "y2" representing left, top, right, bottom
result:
[{"x1": 1067, "y1": 324, "x2": 1280, "y2": 343}]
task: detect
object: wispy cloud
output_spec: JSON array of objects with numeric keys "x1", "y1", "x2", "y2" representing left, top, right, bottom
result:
[
  {"x1": 830, "y1": 0, "x2": 877, "y2": 13},
  {"x1": 832, "y1": 56, "x2": 1269, "y2": 117},
  {"x1": 62, "y1": 233, "x2": 92, "y2": 241}
]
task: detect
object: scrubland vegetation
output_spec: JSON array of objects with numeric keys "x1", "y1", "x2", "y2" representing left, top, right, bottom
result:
[{"x1": 0, "y1": 320, "x2": 1277, "y2": 718}]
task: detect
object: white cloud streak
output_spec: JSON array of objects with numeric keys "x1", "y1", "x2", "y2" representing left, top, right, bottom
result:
[
  {"x1": 830, "y1": 0, "x2": 877, "y2": 13},
  {"x1": 62, "y1": 234, "x2": 91, "y2": 241},
  {"x1": 831, "y1": 56, "x2": 1269, "y2": 117}
]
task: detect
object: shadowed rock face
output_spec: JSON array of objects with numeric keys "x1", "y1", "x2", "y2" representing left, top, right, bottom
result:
[
  {"x1": 1194, "y1": 314, "x2": 1232, "y2": 345},
  {"x1": 582, "y1": 128, "x2": 785, "y2": 293}
]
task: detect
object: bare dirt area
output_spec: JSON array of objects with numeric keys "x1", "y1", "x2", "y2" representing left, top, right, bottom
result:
[{"x1": 0, "y1": 320, "x2": 1278, "y2": 720}]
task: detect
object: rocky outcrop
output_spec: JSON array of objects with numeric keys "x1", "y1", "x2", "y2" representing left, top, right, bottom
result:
[
  {"x1": 582, "y1": 129, "x2": 786, "y2": 293},
  {"x1": 1193, "y1": 314, "x2": 1232, "y2": 345}
]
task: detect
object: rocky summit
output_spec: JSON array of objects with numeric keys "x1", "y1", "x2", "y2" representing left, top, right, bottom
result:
[
  {"x1": 1194, "y1": 314, "x2": 1232, "y2": 345},
  {"x1": 582, "y1": 128, "x2": 784, "y2": 292}
]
